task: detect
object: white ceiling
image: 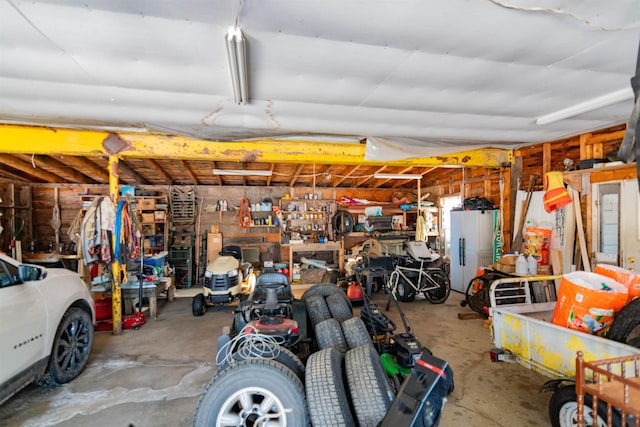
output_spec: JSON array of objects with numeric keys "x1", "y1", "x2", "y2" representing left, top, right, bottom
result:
[{"x1": 0, "y1": 0, "x2": 639, "y2": 159}]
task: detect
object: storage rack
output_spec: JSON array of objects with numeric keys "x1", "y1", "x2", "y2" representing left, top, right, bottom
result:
[{"x1": 169, "y1": 186, "x2": 197, "y2": 288}]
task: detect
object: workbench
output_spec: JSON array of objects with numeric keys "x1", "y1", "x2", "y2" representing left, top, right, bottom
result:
[
  {"x1": 284, "y1": 241, "x2": 343, "y2": 282},
  {"x1": 93, "y1": 275, "x2": 174, "y2": 320}
]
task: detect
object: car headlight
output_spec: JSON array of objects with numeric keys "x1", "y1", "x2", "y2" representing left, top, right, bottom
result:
[
  {"x1": 204, "y1": 270, "x2": 213, "y2": 278},
  {"x1": 228, "y1": 269, "x2": 238, "y2": 277}
]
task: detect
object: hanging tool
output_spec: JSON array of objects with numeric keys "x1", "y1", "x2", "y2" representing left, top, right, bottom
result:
[
  {"x1": 238, "y1": 197, "x2": 251, "y2": 228},
  {"x1": 511, "y1": 175, "x2": 539, "y2": 253}
]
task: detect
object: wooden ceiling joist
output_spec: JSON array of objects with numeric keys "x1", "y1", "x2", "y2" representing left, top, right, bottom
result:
[
  {"x1": 144, "y1": 159, "x2": 173, "y2": 184},
  {"x1": 15, "y1": 154, "x2": 99, "y2": 184},
  {"x1": 0, "y1": 154, "x2": 69, "y2": 183},
  {"x1": 118, "y1": 160, "x2": 149, "y2": 185},
  {"x1": 180, "y1": 160, "x2": 199, "y2": 184},
  {"x1": 57, "y1": 156, "x2": 110, "y2": 183}
]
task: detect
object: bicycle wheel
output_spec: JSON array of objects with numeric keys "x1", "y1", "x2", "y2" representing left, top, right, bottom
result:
[{"x1": 422, "y1": 270, "x2": 451, "y2": 304}]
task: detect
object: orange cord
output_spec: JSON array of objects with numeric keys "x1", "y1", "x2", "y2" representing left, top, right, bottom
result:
[{"x1": 239, "y1": 198, "x2": 251, "y2": 228}]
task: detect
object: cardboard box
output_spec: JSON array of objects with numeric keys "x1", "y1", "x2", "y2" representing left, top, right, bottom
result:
[
  {"x1": 141, "y1": 213, "x2": 155, "y2": 223},
  {"x1": 207, "y1": 233, "x2": 223, "y2": 264},
  {"x1": 137, "y1": 199, "x2": 156, "y2": 211},
  {"x1": 495, "y1": 254, "x2": 517, "y2": 274}
]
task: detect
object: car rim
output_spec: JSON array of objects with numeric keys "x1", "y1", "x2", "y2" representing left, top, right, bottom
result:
[
  {"x1": 558, "y1": 401, "x2": 606, "y2": 427},
  {"x1": 217, "y1": 386, "x2": 288, "y2": 427},
  {"x1": 57, "y1": 317, "x2": 91, "y2": 372}
]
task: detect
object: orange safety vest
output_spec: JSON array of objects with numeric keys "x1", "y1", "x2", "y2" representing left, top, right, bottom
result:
[{"x1": 543, "y1": 171, "x2": 572, "y2": 213}]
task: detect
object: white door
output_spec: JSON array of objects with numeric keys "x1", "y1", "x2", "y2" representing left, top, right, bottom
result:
[
  {"x1": 621, "y1": 180, "x2": 640, "y2": 272},
  {"x1": 592, "y1": 180, "x2": 640, "y2": 272},
  {"x1": 592, "y1": 182, "x2": 621, "y2": 266}
]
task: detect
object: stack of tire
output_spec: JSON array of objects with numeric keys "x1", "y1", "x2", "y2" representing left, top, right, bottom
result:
[
  {"x1": 302, "y1": 283, "x2": 395, "y2": 427},
  {"x1": 193, "y1": 282, "x2": 396, "y2": 426}
]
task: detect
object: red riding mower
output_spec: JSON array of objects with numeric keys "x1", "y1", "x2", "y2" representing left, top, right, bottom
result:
[{"x1": 216, "y1": 272, "x2": 311, "y2": 369}]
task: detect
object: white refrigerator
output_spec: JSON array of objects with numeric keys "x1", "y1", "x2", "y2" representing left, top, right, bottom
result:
[{"x1": 449, "y1": 210, "x2": 498, "y2": 293}]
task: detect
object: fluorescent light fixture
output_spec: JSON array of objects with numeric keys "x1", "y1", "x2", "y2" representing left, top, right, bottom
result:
[
  {"x1": 536, "y1": 88, "x2": 633, "y2": 125},
  {"x1": 213, "y1": 169, "x2": 271, "y2": 177},
  {"x1": 374, "y1": 173, "x2": 422, "y2": 180},
  {"x1": 225, "y1": 27, "x2": 248, "y2": 105}
]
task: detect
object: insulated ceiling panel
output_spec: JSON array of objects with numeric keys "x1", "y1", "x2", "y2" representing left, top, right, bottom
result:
[{"x1": 0, "y1": 0, "x2": 638, "y2": 158}]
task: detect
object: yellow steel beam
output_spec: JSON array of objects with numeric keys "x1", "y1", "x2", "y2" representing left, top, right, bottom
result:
[{"x1": 0, "y1": 124, "x2": 512, "y2": 168}]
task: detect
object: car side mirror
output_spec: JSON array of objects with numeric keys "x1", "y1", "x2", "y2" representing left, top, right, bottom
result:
[{"x1": 19, "y1": 264, "x2": 44, "y2": 282}]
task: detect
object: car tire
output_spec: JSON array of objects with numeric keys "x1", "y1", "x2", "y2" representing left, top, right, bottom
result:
[
  {"x1": 302, "y1": 283, "x2": 347, "y2": 303},
  {"x1": 345, "y1": 344, "x2": 395, "y2": 427},
  {"x1": 193, "y1": 359, "x2": 309, "y2": 427},
  {"x1": 326, "y1": 292, "x2": 353, "y2": 322},
  {"x1": 607, "y1": 298, "x2": 640, "y2": 345},
  {"x1": 423, "y1": 270, "x2": 451, "y2": 304},
  {"x1": 315, "y1": 318, "x2": 348, "y2": 353},
  {"x1": 549, "y1": 384, "x2": 620, "y2": 427},
  {"x1": 306, "y1": 294, "x2": 332, "y2": 328},
  {"x1": 219, "y1": 344, "x2": 306, "y2": 383},
  {"x1": 306, "y1": 348, "x2": 356, "y2": 427},
  {"x1": 46, "y1": 307, "x2": 94, "y2": 384},
  {"x1": 192, "y1": 293, "x2": 206, "y2": 317},
  {"x1": 341, "y1": 317, "x2": 372, "y2": 350}
]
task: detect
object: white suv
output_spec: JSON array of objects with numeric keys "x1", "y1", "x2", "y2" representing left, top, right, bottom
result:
[{"x1": 0, "y1": 254, "x2": 95, "y2": 405}]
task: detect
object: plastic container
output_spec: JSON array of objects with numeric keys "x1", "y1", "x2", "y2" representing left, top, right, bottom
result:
[
  {"x1": 594, "y1": 264, "x2": 640, "y2": 299},
  {"x1": 515, "y1": 254, "x2": 528, "y2": 275},
  {"x1": 551, "y1": 271, "x2": 628, "y2": 336},
  {"x1": 527, "y1": 254, "x2": 538, "y2": 276}
]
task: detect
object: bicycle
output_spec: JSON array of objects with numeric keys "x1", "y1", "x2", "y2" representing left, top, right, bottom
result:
[{"x1": 386, "y1": 241, "x2": 451, "y2": 308}]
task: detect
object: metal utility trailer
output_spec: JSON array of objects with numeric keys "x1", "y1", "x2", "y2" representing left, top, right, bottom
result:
[{"x1": 488, "y1": 276, "x2": 640, "y2": 426}]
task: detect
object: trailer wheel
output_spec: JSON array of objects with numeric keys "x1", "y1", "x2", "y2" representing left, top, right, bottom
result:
[
  {"x1": 326, "y1": 292, "x2": 353, "y2": 322},
  {"x1": 423, "y1": 270, "x2": 451, "y2": 304},
  {"x1": 548, "y1": 384, "x2": 620, "y2": 427},
  {"x1": 341, "y1": 317, "x2": 372, "y2": 350},
  {"x1": 193, "y1": 359, "x2": 308, "y2": 426},
  {"x1": 306, "y1": 348, "x2": 356, "y2": 427},
  {"x1": 306, "y1": 294, "x2": 332, "y2": 328},
  {"x1": 607, "y1": 298, "x2": 640, "y2": 345},
  {"x1": 315, "y1": 318, "x2": 348, "y2": 353},
  {"x1": 192, "y1": 294, "x2": 206, "y2": 316},
  {"x1": 346, "y1": 344, "x2": 395, "y2": 427},
  {"x1": 302, "y1": 282, "x2": 346, "y2": 302}
]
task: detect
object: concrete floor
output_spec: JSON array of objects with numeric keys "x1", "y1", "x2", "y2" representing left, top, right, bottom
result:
[{"x1": 0, "y1": 288, "x2": 553, "y2": 427}]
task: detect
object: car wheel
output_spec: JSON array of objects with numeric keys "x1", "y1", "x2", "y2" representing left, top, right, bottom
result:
[
  {"x1": 315, "y1": 318, "x2": 348, "y2": 353},
  {"x1": 192, "y1": 293, "x2": 206, "y2": 316},
  {"x1": 193, "y1": 359, "x2": 309, "y2": 427},
  {"x1": 306, "y1": 294, "x2": 332, "y2": 328},
  {"x1": 47, "y1": 307, "x2": 94, "y2": 384},
  {"x1": 306, "y1": 347, "x2": 356, "y2": 427},
  {"x1": 326, "y1": 292, "x2": 353, "y2": 322},
  {"x1": 341, "y1": 317, "x2": 372, "y2": 350},
  {"x1": 549, "y1": 384, "x2": 621, "y2": 427},
  {"x1": 396, "y1": 278, "x2": 416, "y2": 302},
  {"x1": 345, "y1": 344, "x2": 395, "y2": 427},
  {"x1": 423, "y1": 270, "x2": 451, "y2": 304}
]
